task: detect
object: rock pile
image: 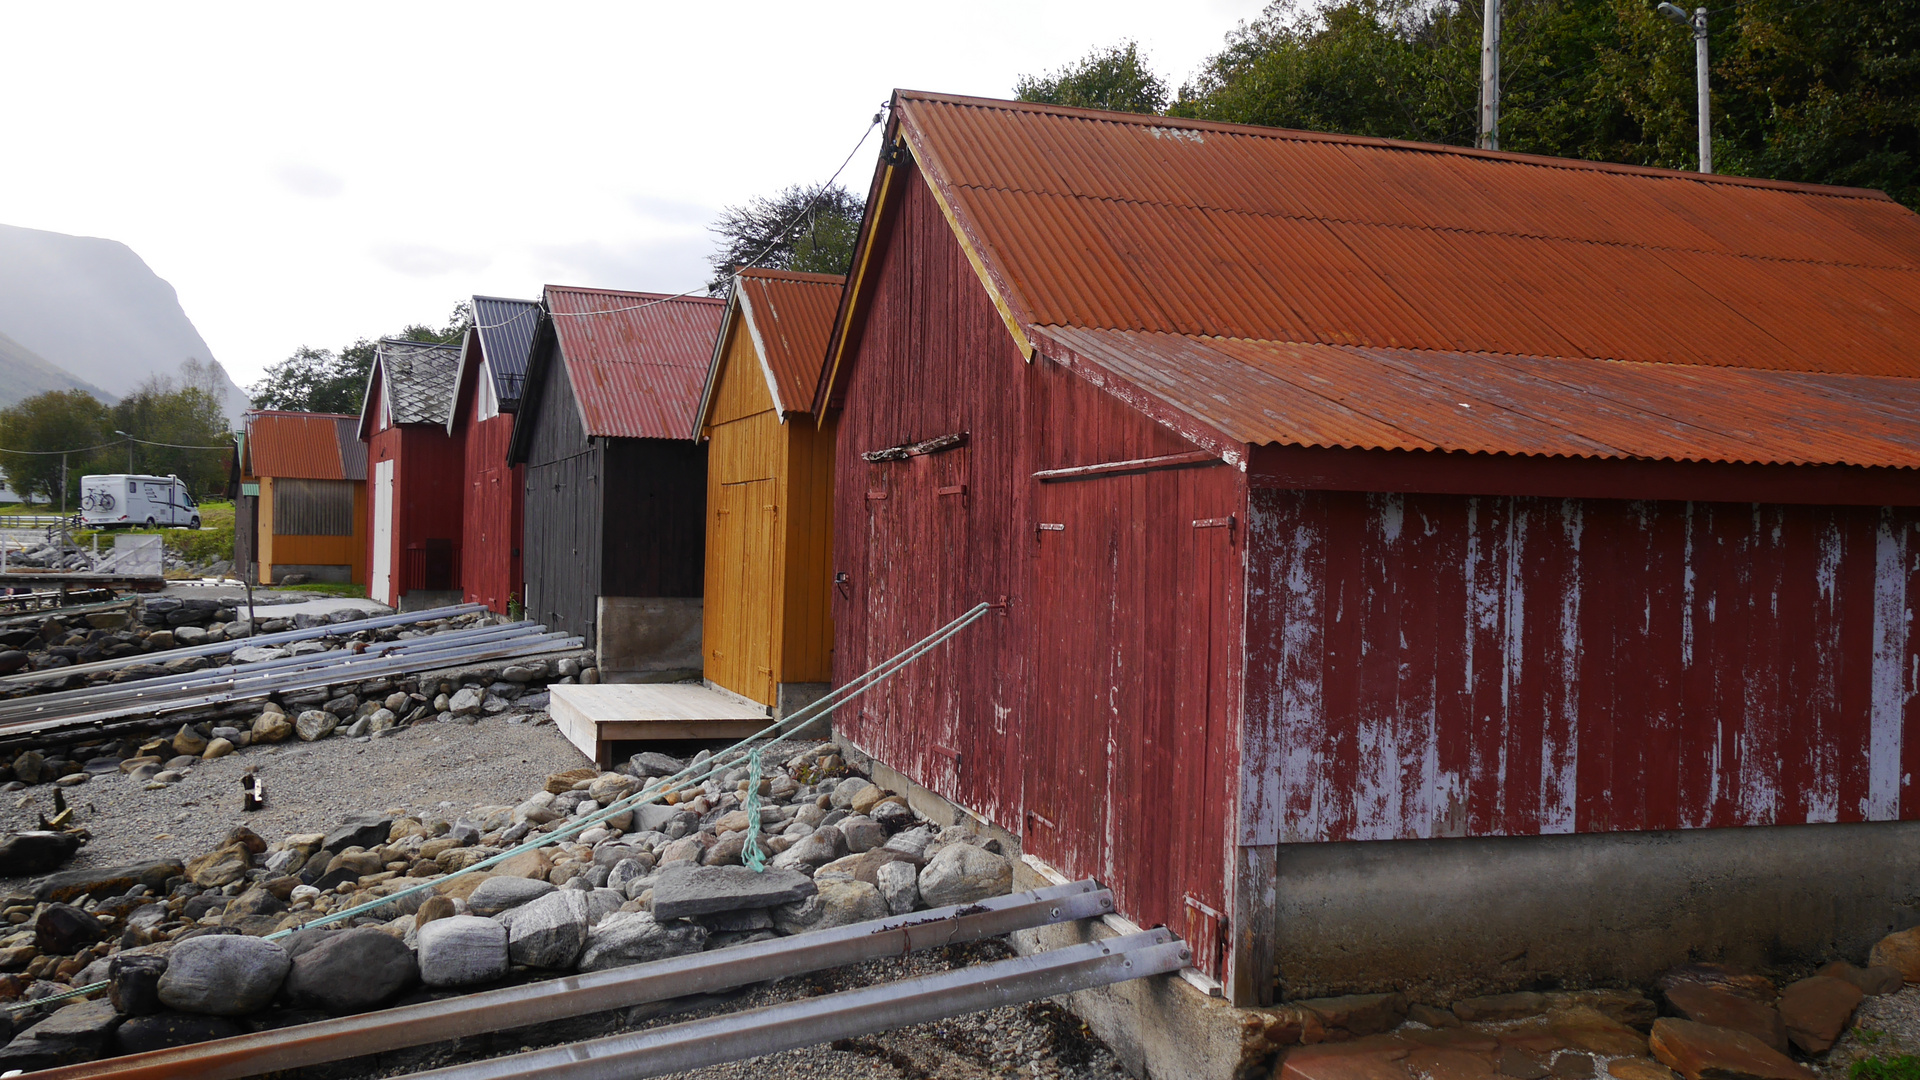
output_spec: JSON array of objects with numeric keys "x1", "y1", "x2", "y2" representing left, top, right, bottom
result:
[
  {"x1": 1267, "y1": 953, "x2": 1909, "y2": 1080},
  {"x1": 0, "y1": 607, "x2": 599, "y2": 805},
  {"x1": 0, "y1": 742, "x2": 1012, "y2": 1068}
]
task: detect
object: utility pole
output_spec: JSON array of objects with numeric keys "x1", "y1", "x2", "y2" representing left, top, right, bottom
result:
[
  {"x1": 1658, "y1": 3, "x2": 1711, "y2": 173},
  {"x1": 1478, "y1": 0, "x2": 1501, "y2": 149}
]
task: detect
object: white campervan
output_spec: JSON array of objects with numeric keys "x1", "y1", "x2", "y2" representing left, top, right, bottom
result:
[{"x1": 78, "y1": 474, "x2": 201, "y2": 530}]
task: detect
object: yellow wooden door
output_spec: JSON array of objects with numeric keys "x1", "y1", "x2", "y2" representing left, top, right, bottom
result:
[{"x1": 711, "y1": 478, "x2": 778, "y2": 706}]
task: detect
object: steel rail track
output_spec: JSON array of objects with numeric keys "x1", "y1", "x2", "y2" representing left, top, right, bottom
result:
[
  {"x1": 405, "y1": 929, "x2": 1188, "y2": 1080},
  {"x1": 31, "y1": 881, "x2": 1121, "y2": 1080},
  {"x1": 0, "y1": 604, "x2": 486, "y2": 686}
]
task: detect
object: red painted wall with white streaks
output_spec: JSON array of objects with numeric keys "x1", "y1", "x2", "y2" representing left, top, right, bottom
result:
[{"x1": 1239, "y1": 489, "x2": 1920, "y2": 845}]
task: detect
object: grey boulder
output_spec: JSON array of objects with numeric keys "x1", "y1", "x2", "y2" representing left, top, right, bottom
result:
[
  {"x1": 772, "y1": 879, "x2": 889, "y2": 935},
  {"x1": 769, "y1": 826, "x2": 847, "y2": 872},
  {"x1": 157, "y1": 934, "x2": 291, "y2": 1015},
  {"x1": 284, "y1": 927, "x2": 419, "y2": 1013},
  {"x1": 650, "y1": 864, "x2": 817, "y2": 920},
  {"x1": 917, "y1": 844, "x2": 1012, "y2": 908},
  {"x1": 507, "y1": 889, "x2": 592, "y2": 969},
  {"x1": 877, "y1": 859, "x2": 920, "y2": 915},
  {"x1": 417, "y1": 916, "x2": 509, "y2": 987},
  {"x1": 467, "y1": 875, "x2": 556, "y2": 916},
  {"x1": 577, "y1": 912, "x2": 708, "y2": 971}
]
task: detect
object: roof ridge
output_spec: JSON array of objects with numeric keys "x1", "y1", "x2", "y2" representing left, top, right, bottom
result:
[
  {"x1": 896, "y1": 90, "x2": 1900, "y2": 204},
  {"x1": 737, "y1": 267, "x2": 848, "y2": 286},
  {"x1": 545, "y1": 284, "x2": 726, "y2": 304}
]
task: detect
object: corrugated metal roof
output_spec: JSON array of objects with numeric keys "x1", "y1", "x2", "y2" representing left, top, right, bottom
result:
[
  {"x1": 1038, "y1": 327, "x2": 1920, "y2": 469},
  {"x1": 871, "y1": 91, "x2": 1920, "y2": 466},
  {"x1": 244, "y1": 411, "x2": 356, "y2": 480},
  {"x1": 333, "y1": 417, "x2": 367, "y2": 480},
  {"x1": 545, "y1": 285, "x2": 726, "y2": 440},
  {"x1": 736, "y1": 268, "x2": 844, "y2": 415},
  {"x1": 471, "y1": 296, "x2": 539, "y2": 403},
  {"x1": 375, "y1": 338, "x2": 462, "y2": 426}
]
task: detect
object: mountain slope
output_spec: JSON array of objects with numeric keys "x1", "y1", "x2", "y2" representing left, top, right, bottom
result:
[
  {"x1": 0, "y1": 328, "x2": 113, "y2": 408},
  {"x1": 0, "y1": 223, "x2": 247, "y2": 422}
]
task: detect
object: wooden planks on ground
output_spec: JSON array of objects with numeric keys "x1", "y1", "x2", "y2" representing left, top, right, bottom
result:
[{"x1": 549, "y1": 683, "x2": 769, "y2": 766}]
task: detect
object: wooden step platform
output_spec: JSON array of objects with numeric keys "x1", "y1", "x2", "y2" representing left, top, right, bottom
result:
[{"x1": 549, "y1": 683, "x2": 770, "y2": 766}]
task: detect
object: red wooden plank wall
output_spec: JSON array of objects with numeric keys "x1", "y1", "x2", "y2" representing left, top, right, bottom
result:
[
  {"x1": 833, "y1": 164, "x2": 1245, "y2": 971},
  {"x1": 367, "y1": 423, "x2": 467, "y2": 608},
  {"x1": 1239, "y1": 489, "x2": 1920, "y2": 844},
  {"x1": 460, "y1": 411, "x2": 523, "y2": 614}
]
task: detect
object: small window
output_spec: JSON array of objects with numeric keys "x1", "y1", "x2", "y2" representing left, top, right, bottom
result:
[{"x1": 127, "y1": 481, "x2": 136, "y2": 494}]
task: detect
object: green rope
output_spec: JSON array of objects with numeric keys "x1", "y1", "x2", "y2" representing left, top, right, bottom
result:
[{"x1": 743, "y1": 749, "x2": 767, "y2": 872}]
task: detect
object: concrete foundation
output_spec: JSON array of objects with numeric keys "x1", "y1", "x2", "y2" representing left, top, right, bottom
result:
[
  {"x1": 400, "y1": 589, "x2": 463, "y2": 612},
  {"x1": 842, "y1": 734, "x2": 1264, "y2": 1080},
  {"x1": 1273, "y1": 821, "x2": 1920, "y2": 1002},
  {"x1": 596, "y1": 597, "x2": 702, "y2": 683},
  {"x1": 269, "y1": 564, "x2": 351, "y2": 584}
]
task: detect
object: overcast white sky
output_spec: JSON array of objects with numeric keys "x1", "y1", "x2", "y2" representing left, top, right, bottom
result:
[{"x1": 1, "y1": 1, "x2": 1258, "y2": 389}]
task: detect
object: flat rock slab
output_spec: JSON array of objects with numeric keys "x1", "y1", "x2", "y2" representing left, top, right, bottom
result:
[
  {"x1": 1776, "y1": 975, "x2": 1862, "y2": 1053},
  {"x1": 1296, "y1": 993, "x2": 1409, "y2": 1037},
  {"x1": 650, "y1": 865, "x2": 816, "y2": 920},
  {"x1": 1649, "y1": 1019, "x2": 1813, "y2": 1080},
  {"x1": 1279, "y1": 1036, "x2": 1415, "y2": 1080},
  {"x1": 31, "y1": 859, "x2": 183, "y2": 903},
  {"x1": 1663, "y1": 983, "x2": 1788, "y2": 1053}
]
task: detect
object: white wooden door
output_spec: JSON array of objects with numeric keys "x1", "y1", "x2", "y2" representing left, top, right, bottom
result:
[{"x1": 372, "y1": 459, "x2": 394, "y2": 603}]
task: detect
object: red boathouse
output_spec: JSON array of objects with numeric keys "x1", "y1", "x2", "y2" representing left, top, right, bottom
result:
[
  {"x1": 360, "y1": 337, "x2": 464, "y2": 610},
  {"x1": 816, "y1": 92, "x2": 1920, "y2": 1016},
  {"x1": 448, "y1": 296, "x2": 537, "y2": 615}
]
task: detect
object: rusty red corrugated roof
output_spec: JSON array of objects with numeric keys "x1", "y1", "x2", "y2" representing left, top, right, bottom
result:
[
  {"x1": 546, "y1": 286, "x2": 726, "y2": 440},
  {"x1": 244, "y1": 411, "x2": 358, "y2": 480},
  {"x1": 846, "y1": 92, "x2": 1920, "y2": 466},
  {"x1": 1038, "y1": 328, "x2": 1920, "y2": 468},
  {"x1": 736, "y1": 268, "x2": 844, "y2": 415}
]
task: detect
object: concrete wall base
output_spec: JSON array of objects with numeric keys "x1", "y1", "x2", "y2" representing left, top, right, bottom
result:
[
  {"x1": 400, "y1": 590, "x2": 463, "y2": 612},
  {"x1": 1273, "y1": 821, "x2": 1920, "y2": 1002},
  {"x1": 596, "y1": 597, "x2": 701, "y2": 681},
  {"x1": 269, "y1": 564, "x2": 351, "y2": 584},
  {"x1": 839, "y1": 733, "x2": 1275, "y2": 1080},
  {"x1": 775, "y1": 682, "x2": 830, "y2": 725}
]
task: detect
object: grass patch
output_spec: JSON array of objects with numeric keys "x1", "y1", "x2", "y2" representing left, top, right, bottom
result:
[
  {"x1": 72, "y1": 500, "x2": 235, "y2": 565},
  {"x1": 273, "y1": 582, "x2": 368, "y2": 599},
  {"x1": 1853, "y1": 1057, "x2": 1920, "y2": 1080}
]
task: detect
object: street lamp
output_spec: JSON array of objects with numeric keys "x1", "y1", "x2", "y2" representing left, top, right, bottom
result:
[
  {"x1": 113, "y1": 430, "x2": 133, "y2": 473},
  {"x1": 1656, "y1": 2, "x2": 1712, "y2": 173}
]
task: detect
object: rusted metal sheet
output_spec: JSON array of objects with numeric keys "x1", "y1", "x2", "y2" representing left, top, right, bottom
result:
[
  {"x1": 545, "y1": 286, "x2": 725, "y2": 441},
  {"x1": 735, "y1": 268, "x2": 844, "y2": 416},
  {"x1": 832, "y1": 168, "x2": 1240, "y2": 977},
  {"x1": 1036, "y1": 328, "x2": 1920, "y2": 469},
  {"x1": 1239, "y1": 489, "x2": 1920, "y2": 843},
  {"x1": 891, "y1": 91, "x2": 1920, "y2": 380},
  {"x1": 243, "y1": 411, "x2": 357, "y2": 481}
]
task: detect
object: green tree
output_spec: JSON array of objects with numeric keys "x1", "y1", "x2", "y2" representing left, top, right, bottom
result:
[
  {"x1": 1160, "y1": 0, "x2": 1920, "y2": 206},
  {"x1": 1016, "y1": 41, "x2": 1171, "y2": 114},
  {"x1": 110, "y1": 365, "x2": 233, "y2": 497},
  {"x1": 707, "y1": 183, "x2": 865, "y2": 292},
  {"x1": 249, "y1": 305, "x2": 471, "y2": 415},
  {"x1": 0, "y1": 390, "x2": 112, "y2": 505}
]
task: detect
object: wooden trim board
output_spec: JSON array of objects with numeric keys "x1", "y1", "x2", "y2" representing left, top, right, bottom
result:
[{"x1": 549, "y1": 684, "x2": 770, "y2": 766}]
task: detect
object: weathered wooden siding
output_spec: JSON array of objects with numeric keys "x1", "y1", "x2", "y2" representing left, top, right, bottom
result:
[
  {"x1": 1240, "y1": 489, "x2": 1920, "y2": 845},
  {"x1": 706, "y1": 323, "x2": 782, "y2": 703},
  {"x1": 833, "y1": 161, "x2": 1244, "y2": 975},
  {"x1": 366, "y1": 423, "x2": 465, "y2": 607},
  {"x1": 601, "y1": 439, "x2": 705, "y2": 600},
  {"x1": 460, "y1": 409, "x2": 523, "y2": 615},
  {"x1": 523, "y1": 356, "x2": 605, "y2": 643},
  {"x1": 780, "y1": 412, "x2": 836, "y2": 686}
]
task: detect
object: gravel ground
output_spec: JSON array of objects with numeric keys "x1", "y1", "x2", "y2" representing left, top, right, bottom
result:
[
  {"x1": 0, "y1": 713, "x2": 586, "y2": 896},
  {"x1": 1816, "y1": 984, "x2": 1920, "y2": 1078},
  {"x1": 366, "y1": 939, "x2": 1124, "y2": 1080}
]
